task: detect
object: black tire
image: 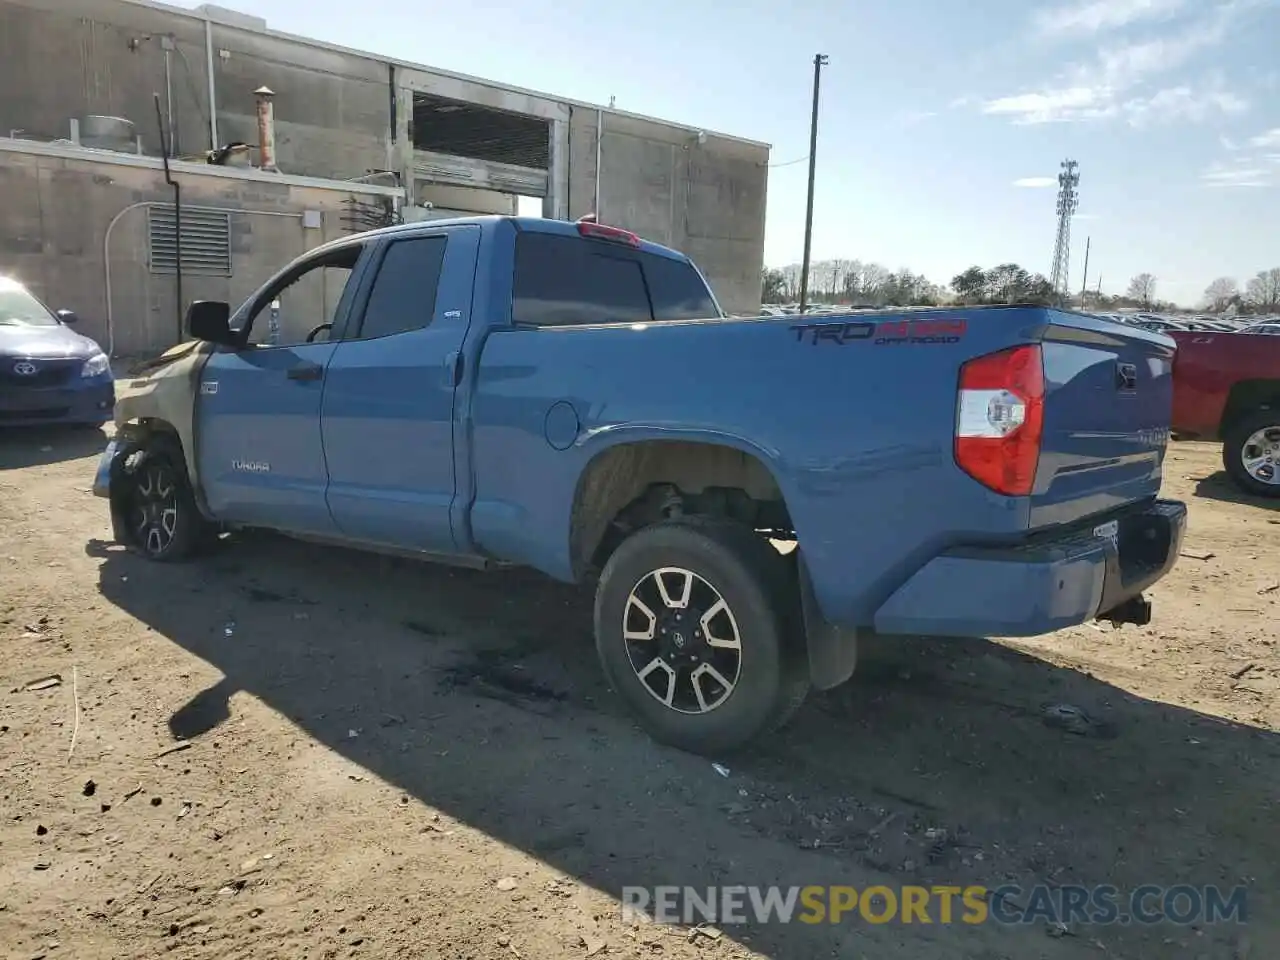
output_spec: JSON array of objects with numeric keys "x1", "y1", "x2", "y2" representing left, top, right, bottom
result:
[
  {"x1": 119, "y1": 436, "x2": 215, "y2": 561},
  {"x1": 1222, "y1": 409, "x2": 1280, "y2": 499},
  {"x1": 593, "y1": 518, "x2": 810, "y2": 755}
]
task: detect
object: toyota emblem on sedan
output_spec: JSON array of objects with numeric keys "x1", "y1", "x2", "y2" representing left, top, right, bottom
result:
[{"x1": 12, "y1": 361, "x2": 37, "y2": 376}]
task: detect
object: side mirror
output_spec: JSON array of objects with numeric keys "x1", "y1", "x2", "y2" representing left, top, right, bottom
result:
[
  {"x1": 55, "y1": 309, "x2": 79, "y2": 325},
  {"x1": 186, "y1": 300, "x2": 235, "y2": 345}
]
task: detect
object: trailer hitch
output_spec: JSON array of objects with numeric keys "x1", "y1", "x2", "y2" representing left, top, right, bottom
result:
[{"x1": 1096, "y1": 594, "x2": 1152, "y2": 629}]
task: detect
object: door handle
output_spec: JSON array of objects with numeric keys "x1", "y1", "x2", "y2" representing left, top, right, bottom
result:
[{"x1": 287, "y1": 362, "x2": 324, "y2": 382}]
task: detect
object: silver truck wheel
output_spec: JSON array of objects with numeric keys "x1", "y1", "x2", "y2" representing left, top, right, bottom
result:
[
  {"x1": 594, "y1": 518, "x2": 809, "y2": 755},
  {"x1": 623, "y1": 566, "x2": 744, "y2": 716},
  {"x1": 1223, "y1": 410, "x2": 1280, "y2": 500}
]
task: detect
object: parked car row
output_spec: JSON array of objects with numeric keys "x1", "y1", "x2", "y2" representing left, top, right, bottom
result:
[{"x1": 1093, "y1": 311, "x2": 1280, "y2": 335}]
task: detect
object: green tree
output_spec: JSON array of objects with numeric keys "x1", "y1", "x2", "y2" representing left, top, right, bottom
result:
[
  {"x1": 951, "y1": 266, "x2": 987, "y2": 303},
  {"x1": 986, "y1": 263, "x2": 1032, "y2": 303},
  {"x1": 761, "y1": 268, "x2": 786, "y2": 304}
]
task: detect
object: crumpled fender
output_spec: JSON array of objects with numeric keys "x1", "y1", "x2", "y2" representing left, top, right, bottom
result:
[{"x1": 112, "y1": 340, "x2": 217, "y2": 497}]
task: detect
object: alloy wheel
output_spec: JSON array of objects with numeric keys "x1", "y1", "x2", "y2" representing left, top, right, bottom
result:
[
  {"x1": 1241, "y1": 426, "x2": 1280, "y2": 487},
  {"x1": 131, "y1": 462, "x2": 180, "y2": 556},
  {"x1": 622, "y1": 566, "x2": 743, "y2": 715}
]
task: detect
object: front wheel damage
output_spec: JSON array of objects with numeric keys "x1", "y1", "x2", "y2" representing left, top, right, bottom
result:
[{"x1": 106, "y1": 435, "x2": 215, "y2": 561}]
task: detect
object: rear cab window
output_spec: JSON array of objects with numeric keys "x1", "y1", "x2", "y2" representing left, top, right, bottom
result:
[{"x1": 512, "y1": 231, "x2": 718, "y2": 327}]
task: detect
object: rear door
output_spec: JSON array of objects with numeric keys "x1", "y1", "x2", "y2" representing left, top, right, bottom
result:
[
  {"x1": 320, "y1": 224, "x2": 481, "y2": 552},
  {"x1": 1031, "y1": 310, "x2": 1177, "y2": 528}
]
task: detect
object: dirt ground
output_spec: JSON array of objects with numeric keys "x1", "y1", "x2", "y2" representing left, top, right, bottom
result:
[{"x1": 0, "y1": 431, "x2": 1275, "y2": 960}]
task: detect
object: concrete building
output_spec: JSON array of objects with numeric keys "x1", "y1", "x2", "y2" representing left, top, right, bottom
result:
[
  {"x1": 0, "y1": 0, "x2": 769, "y2": 354},
  {"x1": 0, "y1": 139, "x2": 403, "y2": 355}
]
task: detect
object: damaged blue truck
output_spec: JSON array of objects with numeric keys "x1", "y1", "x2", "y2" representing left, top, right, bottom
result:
[{"x1": 94, "y1": 215, "x2": 1186, "y2": 754}]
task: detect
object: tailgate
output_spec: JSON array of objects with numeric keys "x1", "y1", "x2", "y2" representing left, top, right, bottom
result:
[{"x1": 1030, "y1": 312, "x2": 1176, "y2": 529}]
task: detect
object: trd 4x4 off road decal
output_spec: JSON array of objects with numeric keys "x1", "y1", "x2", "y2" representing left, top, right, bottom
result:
[{"x1": 790, "y1": 318, "x2": 968, "y2": 346}]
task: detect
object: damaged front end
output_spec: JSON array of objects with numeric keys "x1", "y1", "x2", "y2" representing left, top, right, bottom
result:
[{"x1": 91, "y1": 339, "x2": 218, "y2": 544}]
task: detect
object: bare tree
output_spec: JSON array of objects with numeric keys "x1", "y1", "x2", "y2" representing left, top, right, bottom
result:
[
  {"x1": 1203, "y1": 277, "x2": 1239, "y2": 312},
  {"x1": 828, "y1": 259, "x2": 853, "y2": 299},
  {"x1": 1245, "y1": 267, "x2": 1280, "y2": 312},
  {"x1": 779, "y1": 264, "x2": 802, "y2": 301},
  {"x1": 1127, "y1": 273, "x2": 1156, "y2": 309}
]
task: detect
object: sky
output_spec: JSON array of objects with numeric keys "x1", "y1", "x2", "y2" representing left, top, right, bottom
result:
[{"x1": 179, "y1": 0, "x2": 1279, "y2": 305}]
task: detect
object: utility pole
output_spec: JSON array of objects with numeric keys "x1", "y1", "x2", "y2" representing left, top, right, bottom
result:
[
  {"x1": 1079, "y1": 236, "x2": 1091, "y2": 308},
  {"x1": 798, "y1": 53, "x2": 828, "y2": 314}
]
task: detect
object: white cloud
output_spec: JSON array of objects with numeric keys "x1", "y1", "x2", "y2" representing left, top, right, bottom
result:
[
  {"x1": 1201, "y1": 162, "x2": 1271, "y2": 187},
  {"x1": 1123, "y1": 84, "x2": 1249, "y2": 126},
  {"x1": 1250, "y1": 128, "x2": 1280, "y2": 147},
  {"x1": 1033, "y1": 0, "x2": 1187, "y2": 37},
  {"x1": 897, "y1": 110, "x2": 939, "y2": 127},
  {"x1": 983, "y1": 4, "x2": 1259, "y2": 125},
  {"x1": 985, "y1": 2, "x2": 1266, "y2": 124},
  {"x1": 983, "y1": 86, "x2": 1114, "y2": 123},
  {"x1": 1013, "y1": 176, "x2": 1059, "y2": 187}
]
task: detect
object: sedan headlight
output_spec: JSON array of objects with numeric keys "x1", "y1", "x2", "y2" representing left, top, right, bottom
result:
[{"x1": 81, "y1": 353, "x2": 111, "y2": 378}]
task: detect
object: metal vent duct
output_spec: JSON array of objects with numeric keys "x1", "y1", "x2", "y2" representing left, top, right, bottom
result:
[{"x1": 412, "y1": 93, "x2": 550, "y2": 170}]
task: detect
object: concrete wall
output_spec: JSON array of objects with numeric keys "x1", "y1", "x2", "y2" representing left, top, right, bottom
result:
[
  {"x1": 0, "y1": 0, "x2": 768, "y2": 318},
  {"x1": 417, "y1": 184, "x2": 518, "y2": 217},
  {"x1": 0, "y1": 147, "x2": 380, "y2": 356},
  {"x1": 567, "y1": 108, "x2": 768, "y2": 316},
  {"x1": 0, "y1": 0, "x2": 389, "y2": 178}
]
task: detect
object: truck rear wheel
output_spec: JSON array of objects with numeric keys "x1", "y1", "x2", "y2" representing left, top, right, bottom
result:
[
  {"x1": 593, "y1": 518, "x2": 809, "y2": 755},
  {"x1": 1222, "y1": 409, "x2": 1280, "y2": 499}
]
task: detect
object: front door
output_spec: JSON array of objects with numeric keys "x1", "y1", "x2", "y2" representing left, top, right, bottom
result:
[
  {"x1": 321, "y1": 225, "x2": 480, "y2": 552},
  {"x1": 196, "y1": 242, "x2": 369, "y2": 534}
]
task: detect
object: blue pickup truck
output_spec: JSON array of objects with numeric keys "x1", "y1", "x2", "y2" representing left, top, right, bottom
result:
[{"x1": 94, "y1": 215, "x2": 1186, "y2": 753}]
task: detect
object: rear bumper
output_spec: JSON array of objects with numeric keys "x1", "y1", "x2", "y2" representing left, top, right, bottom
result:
[
  {"x1": 873, "y1": 499, "x2": 1187, "y2": 637},
  {"x1": 0, "y1": 378, "x2": 115, "y2": 426}
]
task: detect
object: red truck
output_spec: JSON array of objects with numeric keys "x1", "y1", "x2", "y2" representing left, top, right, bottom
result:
[{"x1": 1170, "y1": 330, "x2": 1280, "y2": 497}]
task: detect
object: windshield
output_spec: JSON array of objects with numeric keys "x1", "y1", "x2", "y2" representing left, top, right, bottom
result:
[{"x1": 0, "y1": 279, "x2": 58, "y2": 327}]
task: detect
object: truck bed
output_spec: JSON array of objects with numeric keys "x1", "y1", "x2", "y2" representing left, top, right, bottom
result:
[{"x1": 468, "y1": 304, "x2": 1176, "y2": 628}]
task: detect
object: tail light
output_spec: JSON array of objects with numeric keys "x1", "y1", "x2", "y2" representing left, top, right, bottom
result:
[
  {"x1": 577, "y1": 220, "x2": 641, "y2": 246},
  {"x1": 955, "y1": 344, "x2": 1044, "y2": 496}
]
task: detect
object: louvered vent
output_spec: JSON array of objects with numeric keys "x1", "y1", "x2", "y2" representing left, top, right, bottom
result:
[
  {"x1": 148, "y1": 206, "x2": 232, "y2": 276},
  {"x1": 412, "y1": 93, "x2": 550, "y2": 169}
]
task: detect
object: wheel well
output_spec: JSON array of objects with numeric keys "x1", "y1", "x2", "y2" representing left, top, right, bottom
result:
[
  {"x1": 569, "y1": 441, "x2": 794, "y2": 579},
  {"x1": 1221, "y1": 380, "x2": 1280, "y2": 436},
  {"x1": 120, "y1": 416, "x2": 180, "y2": 439}
]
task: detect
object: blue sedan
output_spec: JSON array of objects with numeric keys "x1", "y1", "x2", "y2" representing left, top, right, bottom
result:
[{"x1": 0, "y1": 277, "x2": 114, "y2": 426}]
